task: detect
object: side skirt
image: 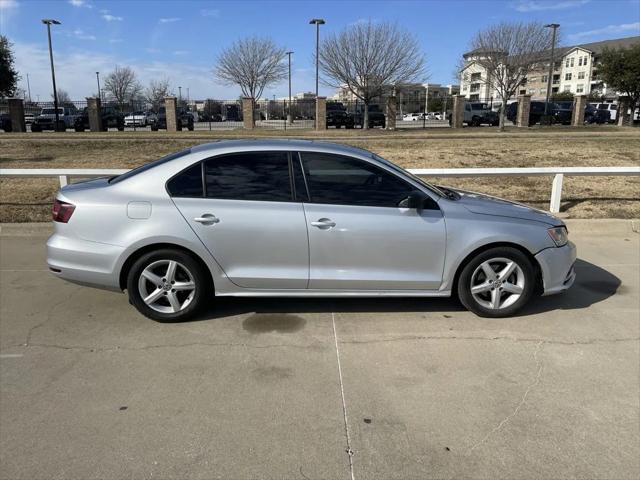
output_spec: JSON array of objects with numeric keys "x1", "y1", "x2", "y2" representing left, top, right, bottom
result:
[{"x1": 216, "y1": 289, "x2": 452, "y2": 298}]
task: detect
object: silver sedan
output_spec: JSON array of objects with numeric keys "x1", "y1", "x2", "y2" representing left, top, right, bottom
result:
[{"x1": 47, "y1": 140, "x2": 576, "y2": 321}]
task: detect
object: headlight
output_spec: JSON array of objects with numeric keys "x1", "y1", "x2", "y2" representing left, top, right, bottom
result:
[{"x1": 548, "y1": 226, "x2": 568, "y2": 247}]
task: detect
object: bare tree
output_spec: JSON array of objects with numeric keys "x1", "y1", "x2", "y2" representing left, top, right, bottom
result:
[
  {"x1": 466, "y1": 21, "x2": 555, "y2": 130},
  {"x1": 214, "y1": 36, "x2": 287, "y2": 109},
  {"x1": 104, "y1": 65, "x2": 142, "y2": 110},
  {"x1": 145, "y1": 78, "x2": 172, "y2": 112},
  {"x1": 319, "y1": 21, "x2": 426, "y2": 129},
  {"x1": 51, "y1": 89, "x2": 71, "y2": 105}
]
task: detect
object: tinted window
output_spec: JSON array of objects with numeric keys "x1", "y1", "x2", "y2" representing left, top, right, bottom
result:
[
  {"x1": 301, "y1": 153, "x2": 413, "y2": 208},
  {"x1": 204, "y1": 152, "x2": 291, "y2": 202},
  {"x1": 167, "y1": 163, "x2": 203, "y2": 197}
]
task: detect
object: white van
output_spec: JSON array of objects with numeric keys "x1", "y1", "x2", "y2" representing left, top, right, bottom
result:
[{"x1": 591, "y1": 103, "x2": 617, "y2": 123}]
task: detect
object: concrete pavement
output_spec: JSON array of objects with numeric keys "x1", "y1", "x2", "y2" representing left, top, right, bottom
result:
[{"x1": 1, "y1": 220, "x2": 638, "y2": 479}]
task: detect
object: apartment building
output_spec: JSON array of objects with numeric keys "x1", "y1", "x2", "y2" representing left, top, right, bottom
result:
[
  {"x1": 334, "y1": 83, "x2": 460, "y2": 112},
  {"x1": 459, "y1": 35, "x2": 639, "y2": 102}
]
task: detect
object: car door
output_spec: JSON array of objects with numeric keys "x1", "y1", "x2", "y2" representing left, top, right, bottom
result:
[
  {"x1": 297, "y1": 151, "x2": 446, "y2": 290},
  {"x1": 169, "y1": 151, "x2": 309, "y2": 289}
]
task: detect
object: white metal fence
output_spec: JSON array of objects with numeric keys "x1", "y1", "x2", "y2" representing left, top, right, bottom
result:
[{"x1": 1, "y1": 166, "x2": 638, "y2": 213}]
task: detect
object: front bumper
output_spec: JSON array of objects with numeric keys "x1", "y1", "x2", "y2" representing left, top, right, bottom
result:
[
  {"x1": 47, "y1": 232, "x2": 124, "y2": 291},
  {"x1": 535, "y1": 241, "x2": 577, "y2": 295}
]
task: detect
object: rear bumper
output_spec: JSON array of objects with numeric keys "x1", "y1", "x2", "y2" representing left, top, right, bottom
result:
[
  {"x1": 535, "y1": 241, "x2": 577, "y2": 295},
  {"x1": 46, "y1": 232, "x2": 124, "y2": 291}
]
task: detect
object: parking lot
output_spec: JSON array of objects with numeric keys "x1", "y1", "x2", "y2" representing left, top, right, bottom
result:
[{"x1": 0, "y1": 220, "x2": 638, "y2": 479}]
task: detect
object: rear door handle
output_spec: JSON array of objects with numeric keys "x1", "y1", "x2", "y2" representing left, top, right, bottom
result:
[
  {"x1": 194, "y1": 214, "x2": 219, "y2": 225},
  {"x1": 311, "y1": 218, "x2": 336, "y2": 229}
]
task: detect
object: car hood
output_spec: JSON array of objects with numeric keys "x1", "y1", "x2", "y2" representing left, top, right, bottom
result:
[{"x1": 443, "y1": 186, "x2": 563, "y2": 226}]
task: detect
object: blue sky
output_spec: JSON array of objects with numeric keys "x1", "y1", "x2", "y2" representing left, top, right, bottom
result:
[{"x1": 1, "y1": 0, "x2": 639, "y2": 101}]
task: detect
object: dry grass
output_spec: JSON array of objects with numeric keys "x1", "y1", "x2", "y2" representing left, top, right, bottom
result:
[{"x1": 1, "y1": 127, "x2": 638, "y2": 222}]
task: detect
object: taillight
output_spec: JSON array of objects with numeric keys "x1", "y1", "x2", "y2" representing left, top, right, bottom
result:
[{"x1": 52, "y1": 199, "x2": 75, "y2": 223}]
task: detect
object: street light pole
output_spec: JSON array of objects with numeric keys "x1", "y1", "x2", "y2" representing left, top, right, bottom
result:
[
  {"x1": 96, "y1": 72, "x2": 101, "y2": 102},
  {"x1": 544, "y1": 23, "x2": 560, "y2": 120},
  {"x1": 26, "y1": 73, "x2": 32, "y2": 103},
  {"x1": 42, "y1": 19, "x2": 61, "y2": 130},
  {"x1": 286, "y1": 51, "x2": 293, "y2": 124},
  {"x1": 309, "y1": 19, "x2": 325, "y2": 98},
  {"x1": 178, "y1": 86, "x2": 182, "y2": 104}
]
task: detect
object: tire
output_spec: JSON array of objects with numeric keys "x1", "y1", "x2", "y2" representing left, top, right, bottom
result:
[
  {"x1": 117, "y1": 126, "x2": 125, "y2": 131},
  {"x1": 188, "y1": 124, "x2": 194, "y2": 131},
  {"x1": 74, "y1": 126, "x2": 84, "y2": 132},
  {"x1": 457, "y1": 246, "x2": 536, "y2": 318},
  {"x1": 471, "y1": 116, "x2": 481, "y2": 127},
  {"x1": 151, "y1": 126, "x2": 158, "y2": 131},
  {"x1": 127, "y1": 248, "x2": 210, "y2": 322}
]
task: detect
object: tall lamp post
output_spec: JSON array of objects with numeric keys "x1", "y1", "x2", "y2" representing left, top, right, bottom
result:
[
  {"x1": 42, "y1": 19, "x2": 61, "y2": 130},
  {"x1": 286, "y1": 51, "x2": 293, "y2": 124},
  {"x1": 309, "y1": 19, "x2": 325, "y2": 98},
  {"x1": 543, "y1": 23, "x2": 560, "y2": 121},
  {"x1": 178, "y1": 86, "x2": 182, "y2": 104},
  {"x1": 26, "y1": 73, "x2": 32, "y2": 103},
  {"x1": 95, "y1": 72, "x2": 101, "y2": 102}
]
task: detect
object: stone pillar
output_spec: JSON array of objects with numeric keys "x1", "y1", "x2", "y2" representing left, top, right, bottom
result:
[
  {"x1": 516, "y1": 95, "x2": 532, "y2": 127},
  {"x1": 572, "y1": 95, "x2": 587, "y2": 126},
  {"x1": 386, "y1": 96, "x2": 397, "y2": 130},
  {"x1": 8, "y1": 98, "x2": 26, "y2": 133},
  {"x1": 315, "y1": 96, "x2": 327, "y2": 130},
  {"x1": 617, "y1": 96, "x2": 632, "y2": 126},
  {"x1": 164, "y1": 96, "x2": 178, "y2": 132},
  {"x1": 86, "y1": 97, "x2": 103, "y2": 132},
  {"x1": 242, "y1": 97, "x2": 254, "y2": 129},
  {"x1": 451, "y1": 95, "x2": 465, "y2": 128}
]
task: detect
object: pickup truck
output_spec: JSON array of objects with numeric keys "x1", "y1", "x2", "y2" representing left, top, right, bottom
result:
[
  {"x1": 149, "y1": 106, "x2": 194, "y2": 131},
  {"x1": 73, "y1": 105, "x2": 125, "y2": 131},
  {"x1": 463, "y1": 102, "x2": 499, "y2": 126},
  {"x1": 31, "y1": 107, "x2": 80, "y2": 132},
  {"x1": 326, "y1": 102, "x2": 354, "y2": 128},
  {"x1": 353, "y1": 104, "x2": 386, "y2": 128}
]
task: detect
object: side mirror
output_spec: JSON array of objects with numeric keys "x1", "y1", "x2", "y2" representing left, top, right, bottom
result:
[{"x1": 399, "y1": 193, "x2": 426, "y2": 209}]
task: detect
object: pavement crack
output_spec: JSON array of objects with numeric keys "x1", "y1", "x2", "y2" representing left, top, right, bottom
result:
[
  {"x1": 467, "y1": 341, "x2": 545, "y2": 453},
  {"x1": 19, "y1": 341, "x2": 320, "y2": 353},
  {"x1": 24, "y1": 287, "x2": 83, "y2": 347},
  {"x1": 341, "y1": 335, "x2": 639, "y2": 346}
]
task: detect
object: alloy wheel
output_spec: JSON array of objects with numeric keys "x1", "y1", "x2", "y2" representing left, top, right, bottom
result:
[
  {"x1": 469, "y1": 257, "x2": 525, "y2": 310},
  {"x1": 137, "y1": 260, "x2": 196, "y2": 314}
]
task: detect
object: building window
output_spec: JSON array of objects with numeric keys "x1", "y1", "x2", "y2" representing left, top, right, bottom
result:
[
  {"x1": 578, "y1": 57, "x2": 583, "y2": 66},
  {"x1": 553, "y1": 74, "x2": 560, "y2": 85},
  {"x1": 570, "y1": 57, "x2": 574, "y2": 67},
  {"x1": 576, "y1": 84, "x2": 584, "y2": 93},
  {"x1": 564, "y1": 85, "x2": 571, "y2": 92},
  {"x1": 578, "y1": 71, "x2": 585, "y2": 79},
  {"x1": 529, "y1": 76, "x2": 538, "y2": 83},
  {"x1": 565, "y1": 58, "x2": 570, "y2": 67},
  {"x1": 528, "y1": 88, "x2": 535, "y2": 94},
  {"x1": 554, "y1": 61, "x2": 561, "y2": 70},
  {"x1": 541, "y1": 75, "x2": 548, "y2": 83},
  {"x1": 470, "y1": 72, "x2": 481, "y2": 81},
  {"x1": 540, "y1": 88, "x2": 547, "y2": 95},
  {"x1": 552, "y1": 87, "x2": 559, "y2": 93},
  {"x1": 519, "y1": 89, "x2": 526, "y2": 95},
  {"x1": 470, "y1": 94, "x2": 479, "y2": 101},
  {"x1": 584, "y1": 56, "x2": 588, "y2": 66},
  {"x1": 565, "y1": 73, "x2": 572, "y2": 81},
  {"x1": 470, "y1": 83, "x2": 480, "y2": 92},
  {"x1": 462, "y1": 84, "x2": 467, "y2": 91}
]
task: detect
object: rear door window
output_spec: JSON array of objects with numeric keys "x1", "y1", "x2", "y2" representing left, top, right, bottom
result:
[{"x1": 204, "y1": 152, "x2": 292, "y2": 202}]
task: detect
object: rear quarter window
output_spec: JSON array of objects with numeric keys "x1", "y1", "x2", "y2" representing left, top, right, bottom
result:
[{"x1": 167, "y1": 163, "x2": 203, "y2": 197}]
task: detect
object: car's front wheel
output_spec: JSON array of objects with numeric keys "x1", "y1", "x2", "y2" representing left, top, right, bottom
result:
[
  {"x1": 126, "y1": 249, "x2": 209, "y2": 322},
  {"x1": 458, "y1": 247, "x2": 535, "y2": 318}
]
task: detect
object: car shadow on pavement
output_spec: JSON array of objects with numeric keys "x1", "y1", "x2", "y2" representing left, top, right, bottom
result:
[{"x1": 189, "y1": 258, "x2": 620, "y2": 322}]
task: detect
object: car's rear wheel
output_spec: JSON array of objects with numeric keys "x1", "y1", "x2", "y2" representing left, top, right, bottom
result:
[
  {"x1": 458, "y1": 247, "x2": 535, "y2": 318},
  {"x1": 126, "y1": 249, "x2": 209, "y2": 322}
]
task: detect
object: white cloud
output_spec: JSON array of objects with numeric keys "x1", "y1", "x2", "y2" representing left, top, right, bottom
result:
[
  {"x1": 0, "y1": 0, "x2": 18, "y2": 10},
  {"x1": 71, "y1": 28, "x2": 96, "y2": 41},
  {"x1": 68, "y1": 0, "x2": 92, "y2": 8},
  {"x1": 102, "y1": 13, "x2": 123, "y2": 22},
  {"x1": 0, "y1": 0, "x2": 19, "y2": 32},
  {"x1": 568, "y1": 22, "x2": 640, "y2": 41},
  {"x1": 512, "y1": 0, "x2": 589, "y2": 12},
  {"x1": 200, "y1": 8, "x2": 219, "y2": 17},
  {"x1": 159, "y1": 17, "x2": 180, "y2": 23}
]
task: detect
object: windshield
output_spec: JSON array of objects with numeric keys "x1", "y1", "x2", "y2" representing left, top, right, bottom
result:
[
  {"x1": 109, "y1": 148, "x2": 192, "y2": 184},
  {"x1": 372, "y1": 154, "x2": 446, "y2": 198},
  {"x1": 470, "y1": 103, "x2": 489, "y2": 110}
]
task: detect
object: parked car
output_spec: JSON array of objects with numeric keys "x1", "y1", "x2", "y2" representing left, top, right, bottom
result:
[
  {"x1": 24, "y1": 112, "x2": 35, "y2": 124},
  {"x1": 47, "y1": 140, "x2": 576, "y2": 321},
  {"x1": 326, "y1": 102, "x2": 354, "y2": 128},
  {"x1": 74, "y1": 105, "x2": 125, "y2": 132},
  {"x1": 464, "y1": 102, "x2": 499, "y2": 126},
  {"x1": 0, "y1": 113, "x2": 12, "y2": 132},
  {"x1": 124, "y1": 111, "x2": 150, "y2": 127},
  {"x1": 149, "y1": 107, "x2": 195, "y2": 131},
  {"x1": 506, "y1": 101, "x2": 571, "y2": 126},
  {"x1": 353, "y1": 104, "x2": 386, "y2": 128},
  {"x1": 590, "y1": 103, "x2": 617, "y2": 123},
  {"x1": 403, "y1": 113, "x2": 424, "y2": 121},
  {"x1": 554, "y1": 101, "x2": 610, "y2": 124},
  {"x1": 31, "y1": 106, "x2": 80, "y2": 132}
]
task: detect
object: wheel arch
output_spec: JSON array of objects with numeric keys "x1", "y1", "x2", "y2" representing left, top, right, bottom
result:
[
  {"x1": 118, "y1": 242, "x2": 214, "y2": 291},
  {"x1": 451, "y1": 241, "x2": 543, "y2": 297}
]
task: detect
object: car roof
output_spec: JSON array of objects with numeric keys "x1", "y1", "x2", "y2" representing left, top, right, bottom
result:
[{"x1": 190, "y1": 139, "x2": 373, "y2": 158}]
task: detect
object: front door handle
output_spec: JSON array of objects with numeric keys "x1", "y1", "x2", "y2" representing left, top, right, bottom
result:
[
  {"x1": 311, "y1": 218, "x2": 336, "y2": 229},
  {"x1": 194, "y1": 214, "x2": 219, "y2": 225}
]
